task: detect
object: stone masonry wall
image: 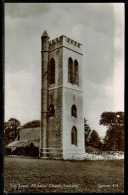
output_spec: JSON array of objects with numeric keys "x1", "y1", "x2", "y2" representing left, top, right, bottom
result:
[
  {"x1": 46, "y1": 42, "x2": 63, "y2": 158},
  {"x1": 62, "y1": 36, "x2": 85, "y2": 159},
  {"x1": 63, "y1": 87, "x2": 85, "y2": 159},
  {"x1": 41, "y1": 34, "x2": 85, "y2": 159},
  {"x1": 47, "y1": 88, "x2": 63, "y2": 149}
]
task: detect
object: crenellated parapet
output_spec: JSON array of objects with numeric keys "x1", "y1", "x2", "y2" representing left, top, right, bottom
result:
[
  {"x1": 49, "y1": 35, "x2": 82, "y2": 47},
  {"x1": 65, "y1": 36, "x2": 82, "y2": 48},
  {"x1": 49, "y1": 37, "x2": 61, "y2": 45},
  {"x1": 49, "y1": 35, "x2": 82, "y2": 55}
]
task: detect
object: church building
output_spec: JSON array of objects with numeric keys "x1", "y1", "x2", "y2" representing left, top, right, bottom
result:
[{"x1": 40, "y1": 31, "x2": 85, "y2": 159}]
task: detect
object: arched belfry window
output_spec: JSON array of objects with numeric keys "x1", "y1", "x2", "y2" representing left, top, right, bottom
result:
[
  {"x1": 68, "y1": 58, "x2": 79, "y2": 86},
  {"x1": 71, "y1": 105, "x2": 77, "y2": 118},
  {"x1": 48, "y1": 104, "x2": 55, "y2": 118},
  {"x1": 49, "y1": 58, "x2": 55, "y2": 85},
  {"x1": 68, "y1": 57, "x2": 73, "y2": 84},
  {"x1": 74, "y1": 60, "x2": 79, "y2": 86},
  {"x1": 71, "y1": 126, "x2": 77, "y2": 146}
]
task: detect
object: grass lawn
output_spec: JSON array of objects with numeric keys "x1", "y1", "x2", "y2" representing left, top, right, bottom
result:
[{"x1": 4, "y1": 157, "x2": 124, "y2": 193}]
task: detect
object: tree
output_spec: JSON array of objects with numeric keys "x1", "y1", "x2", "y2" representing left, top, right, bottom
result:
[
  {"x1": 22, "y1": 120, "x2": 40, "y2": 129},
  {"x1": 100, "y1": 112, "x2": 124, "y2": 128},
  {"x1": 88, "y1": 130, "x2": 102, "y2": 150},
  {"x1": 84, "y1": 118, "x2": 91, "y2": 146},
  {"x1": 103, "y1": 125, "x2": 124, "y2": 151},
  {"x1": 100, "y1": 112, "x2": 124, "y2": 151},
  {"x1": 4, "y1": 118, "x2": 21, "y2": 146}
]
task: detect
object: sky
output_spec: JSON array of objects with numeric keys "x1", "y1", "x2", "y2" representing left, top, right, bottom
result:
[{"x1": 5, "y1": 3, "x2": 124, "y2": 138}]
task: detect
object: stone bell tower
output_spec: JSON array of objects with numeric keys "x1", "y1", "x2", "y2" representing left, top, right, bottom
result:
[{"x1": 40, "y1": 30, "x2": 85, "y2": 159}]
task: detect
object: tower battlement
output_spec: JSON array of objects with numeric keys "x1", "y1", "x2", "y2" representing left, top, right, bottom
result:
[
  {"x1": 49, "y1": 35, "x2": 83, "y2": 54},
  {"x1": 49, "y1": 35, "x2": 82, "y2": 47}
]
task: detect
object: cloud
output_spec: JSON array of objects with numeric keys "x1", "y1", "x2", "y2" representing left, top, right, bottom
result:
[
  {"x1": 83, "y1": 80, "x2": 114, "y2": 137},
  {"x1": 72, "y1": 3, "x2": 114, "y2": 36},
  {"x1": 5, "y1": 3, "x2": 52, "y2": 18},
  {"x1": 5, "y1": 71, "x2": 41, "y2": 124},
  {"x1": 4, "y1": 3, "x2": 124, "y2": 138},
  {"x1": 5, "y1": 3, "x2": 114, "y2": 36},
  {"x1": 113, "y1": 4, "x2": 124, "y2": 112},
  {"x1": 5, "y1": 5, "x2": 113, "y2": 96}
]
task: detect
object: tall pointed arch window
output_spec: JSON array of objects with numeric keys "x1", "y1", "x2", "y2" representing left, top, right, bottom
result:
[
  {"x1": 71, "y1": 105, "x2": 77, "y2": 118},
  {"x1": 74, "y1": 60, "x2": 79, "y2": 86},
  {"x1": 68, "y1": 57, "x2": 73, "y2": 84},
  {"x1": 48, "y1": 104, "x2": 55, "y2": 118},
  {"x1": 71, "y1": 126, "x2": 77, "y2": 146},
  {"x1": 68, "y1": 58, "x2": 79, "y2": 86},
  {"x1": 49, "y1": 58, "x2": 55, "y2": 85}
]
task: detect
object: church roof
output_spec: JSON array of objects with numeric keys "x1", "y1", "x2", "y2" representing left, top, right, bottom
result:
[
  {"x1": 19, "y1": 127, "x2": 40, "y2": 141},
  {"x1": 6, "y1": 127, "x2": 40, "y2": 148},
  {"x1": 7, "y1": 140, "x2": 28, "y2": 147},
  {"x1": 41, "y1": 30, "x2": 49, "y2": 37}
]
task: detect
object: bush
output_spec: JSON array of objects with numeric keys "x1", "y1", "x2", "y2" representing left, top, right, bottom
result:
[
  {"x1": 4, "y1": 147, "x2": 12, "y2": 155},
  {"x1": 24, "y1": 146, "x2": 39, "y2": 157},
  {"x1": 11, "y1": 147, "x2": 25, "y2": 155},
  {"x1": 30, "y1": 146, "x2": 39, "y2": 157},
  {"x1": 11, "y1": 145, "x2": 39, "y2": 157},
  {"x1": 85, "y1": 146, "x2": 101, "y2": 154}
]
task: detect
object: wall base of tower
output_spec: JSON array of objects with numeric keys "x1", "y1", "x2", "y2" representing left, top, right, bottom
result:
[
  {"x1": 63, "y1": 149, "x2": 86, "y2": 160},
  {"x1": 40, "y1": 148, "x2": 86, "y2": 160},
  {"x1": 39, "y1": 148, "x2": 63, "y2": 159}
]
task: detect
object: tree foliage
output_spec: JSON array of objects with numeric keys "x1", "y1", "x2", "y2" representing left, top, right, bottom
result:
[
  {"x1": 4, "y1": 118, "x2": 21, "y2": 146},
  {"x1": 84, "y1": 118, "x2": 102, "y2": 149},
  {"x1": 100, "y1": 112, "x2": 124, "y2": 128},
  {"x1": 84, "y1": 118, "x2": 91, "y2": 146},
  {"x1": 88, "y1": 130, "x2": 102, "y2": 150},
  {"x1": 100, "y1": 112, "x2": 124, "y2": 151},
  {"x1": 103, "y1": 126, "x2": 124, "y2": 151},
  {"x1": 22, "y1": 120, "x2": 40, "y2": 129}
]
